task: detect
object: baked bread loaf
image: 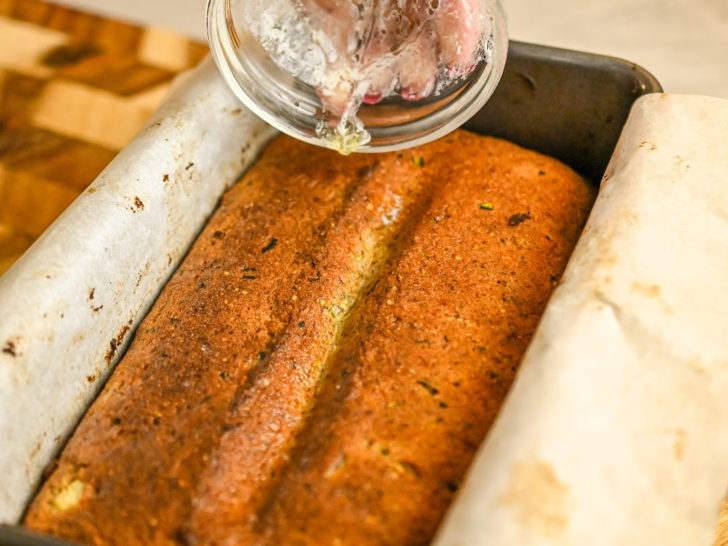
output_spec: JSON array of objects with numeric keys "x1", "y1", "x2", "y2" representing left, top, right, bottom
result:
[{"x1": 25, "y1": 130, "x2": 594, "y2": 545}]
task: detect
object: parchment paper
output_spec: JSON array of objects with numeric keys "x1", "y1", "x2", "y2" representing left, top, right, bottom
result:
[
  {"x1": 0, "y1": 58, "x2": 275, "y2": 523},
  {"x1": 434, "y1": 93, "x2": 728, "y2": 545}
]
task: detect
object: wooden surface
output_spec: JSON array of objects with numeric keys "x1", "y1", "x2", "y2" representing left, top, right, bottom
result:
[
  {"x1": 717, "y1": 495, "x2": 728, "y2": 546},
  {"x1": 0, "y1": 0, "x2": 207, "y2": 275}
]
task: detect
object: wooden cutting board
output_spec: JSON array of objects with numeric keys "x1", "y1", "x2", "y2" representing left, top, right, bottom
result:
[{"x1": 0, "y1": 0, "x2": 207, "y2": 275}]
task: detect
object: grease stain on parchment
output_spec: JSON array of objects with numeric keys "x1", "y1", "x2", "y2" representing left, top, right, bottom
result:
[
  {"x1": 499, "y1": 460, "x2": 572, "y2": 539},
  {"x1": 631, "y1": 281, "x2": 674, "y2": 313}
]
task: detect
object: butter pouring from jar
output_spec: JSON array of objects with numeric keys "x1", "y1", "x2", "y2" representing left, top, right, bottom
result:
[{"x1": 238, "y1": 0, "x2": 497, "y2": 153}]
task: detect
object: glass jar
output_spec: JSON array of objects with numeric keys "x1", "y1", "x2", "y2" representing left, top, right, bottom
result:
[{"x1": 207, "y1": 0, "x2": 508, "y2": 153}]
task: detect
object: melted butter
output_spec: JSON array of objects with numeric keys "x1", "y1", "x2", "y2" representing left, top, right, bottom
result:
[
  {"x1": 50, "y1": 479, "x2": 84, "y2": 511},
  {"x1": 244, "y1": 0, "x2": 491, "y2": 155},
  {"x1": 316, "y1": 116, "x2": 371, "y2": 155}
]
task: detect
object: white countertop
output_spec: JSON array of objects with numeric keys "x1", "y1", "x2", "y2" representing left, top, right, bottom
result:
[{"x1": 55, "y1": 0, "x2": 728, "y2": 99}]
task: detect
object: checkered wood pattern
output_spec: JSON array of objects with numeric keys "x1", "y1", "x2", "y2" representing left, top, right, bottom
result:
[
  {"x1": 0, "y1": 0, "x2": 208, "y2": 275},
  {"x1": 717, "y1": 497, "x2": 728, "y2": 546}
]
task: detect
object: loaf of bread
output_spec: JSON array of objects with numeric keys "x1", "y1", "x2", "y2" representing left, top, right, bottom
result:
[{"x1": 24, "y1": 130, "x2": 594, "y2": 545}]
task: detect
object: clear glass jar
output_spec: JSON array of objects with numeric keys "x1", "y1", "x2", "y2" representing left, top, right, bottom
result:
[{"x1": 207, "y1": 0, "x2": 508, "y2": 153}]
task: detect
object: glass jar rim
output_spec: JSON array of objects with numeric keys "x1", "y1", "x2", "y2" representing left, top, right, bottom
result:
[{"x1": 206, "y1": 0, "x2": 509, "y2": 153}]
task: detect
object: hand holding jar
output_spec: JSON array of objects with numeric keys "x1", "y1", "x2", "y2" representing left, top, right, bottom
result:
[
  {"x1": 208, "y1": 0, "x2": 507, "y2": 152},
  {"x1": 289, "y1": 0, "x2": 489, "y2": 112}
]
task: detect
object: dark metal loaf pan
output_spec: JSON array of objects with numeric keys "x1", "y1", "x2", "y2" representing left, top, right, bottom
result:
[
  {"x1": 466, "y1": 41, "x2": 661, "y2": 183},
  {"x1": 0, "y1": 40, "x2": 661, "y2": 546}
]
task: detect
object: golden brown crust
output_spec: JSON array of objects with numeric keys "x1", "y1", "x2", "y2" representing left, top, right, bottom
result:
[{"x1": 24, "y1": 131, "x2": 594, "y2": 545}]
